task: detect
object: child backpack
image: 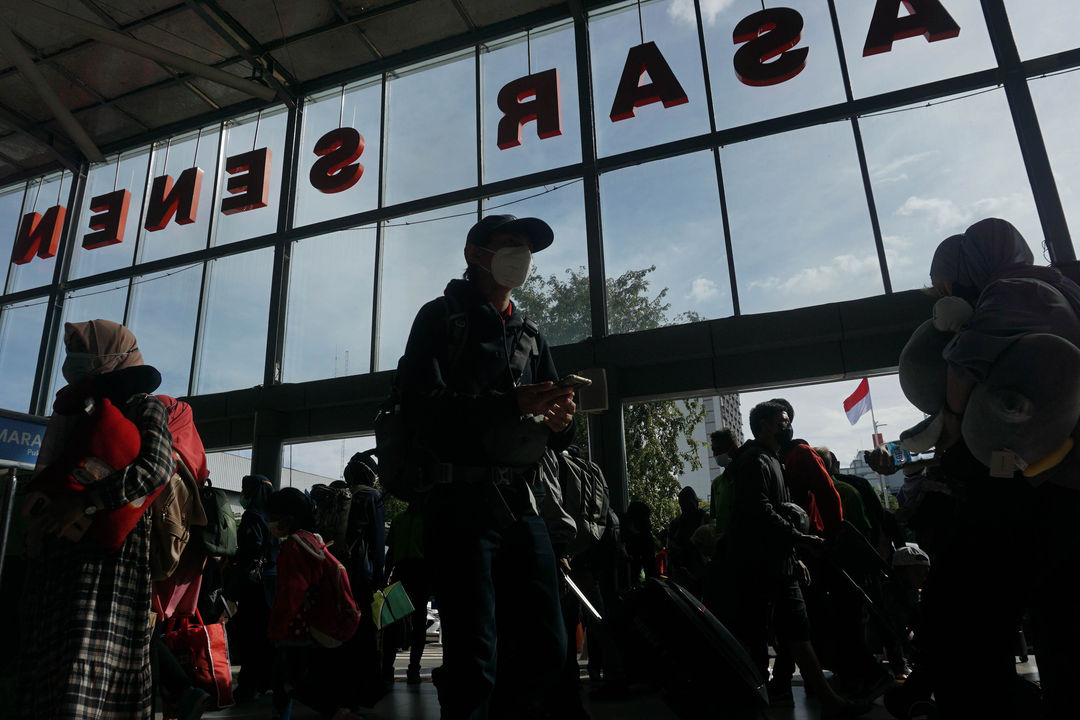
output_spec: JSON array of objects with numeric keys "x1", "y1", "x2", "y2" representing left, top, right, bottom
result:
[
  {"x1": 198, "y1": 479, "x2": 238, "y2": 557},
  {"x1": 294, "y1": 531, "x2": 362, "y2": 648}
]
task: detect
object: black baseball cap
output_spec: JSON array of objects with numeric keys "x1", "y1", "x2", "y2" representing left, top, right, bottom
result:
[{"x1": 466, "y1": 214, "x2": 554, "y2": 252}]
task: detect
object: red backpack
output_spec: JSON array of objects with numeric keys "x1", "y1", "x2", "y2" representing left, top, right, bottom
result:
[{"x1": 291, "y1": 530, "x2": 362, "y2": 648}]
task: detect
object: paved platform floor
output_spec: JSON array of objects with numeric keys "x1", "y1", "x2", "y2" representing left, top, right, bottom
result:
[{"x1": 193, "y1": 645, "x2": 1039, "y2": 720}]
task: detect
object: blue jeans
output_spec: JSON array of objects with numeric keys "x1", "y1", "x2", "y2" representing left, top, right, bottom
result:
[{"x1": 426, "y1": 485, "x2": 567, "y2": 720}]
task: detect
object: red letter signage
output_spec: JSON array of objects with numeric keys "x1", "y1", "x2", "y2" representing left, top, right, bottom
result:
[
  {"x1": 10, "y1": 205, "x2": 66, "y2": 265},
  {"x1": 609, "y1": 42, "x2": 689, "y2": 122},
  {"x1": 309, "y1": 128, "x2": 365, "y2": 194},
  {"x1": 732, "y1": 8, "x2": 809, "y2": 87},
  {"x1": 144, "y1": 167, "x2": 203, "y2": 231},
  {"x1": 221, "y1": 147, "x2": 272, "y2": 215},
  {"x1": 863, "y1": 0, "x2": 960, "y2": 56},
  {"x1": 496, "y1": 68, "x2": 562, "y2": 150},
  {"x1": 83, "y1": 190, "x2": 131, "y2": 250}
]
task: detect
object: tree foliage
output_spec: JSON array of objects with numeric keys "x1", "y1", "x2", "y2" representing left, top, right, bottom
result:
[{"x1": 516, "y1": 264, "x2": 705, "y2": 531}]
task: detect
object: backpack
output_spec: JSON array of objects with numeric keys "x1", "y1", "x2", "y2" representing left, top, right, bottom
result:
[
  {"x1": 310, "y1": 483, "x2": 352, "y2": 555},
  {"x1": 558, "y1": 448, "x2": 612, "y2": 557},
  {"x1": 375, "y1": 294, "x2": 539, "y2": 501},
  {"x1": 292, "y1": 530, "x2": 362, "y2": 648},
  {"x1": 198, "y1": 479, "x2": 238, "y2": 557},
  {"x1": 150, "y1": 396, "x2": 209, "y2": 581}
]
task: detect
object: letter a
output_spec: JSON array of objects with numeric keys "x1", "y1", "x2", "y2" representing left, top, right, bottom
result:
[
  {"x1": 609, "y1": 42, "x2": 689, "y2": 122},
  {"x1": 863, "y1": 0, "x2": 960, "y2": 56}
]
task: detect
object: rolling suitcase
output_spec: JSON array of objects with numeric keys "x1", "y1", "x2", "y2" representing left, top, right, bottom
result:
[{"x1": 612, "y1": 577, "x2": 768, "y2": 719}]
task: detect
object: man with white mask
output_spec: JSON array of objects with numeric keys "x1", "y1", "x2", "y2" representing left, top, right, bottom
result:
[{"x1": 395, "y1": 214, "x2": 576, "y2": 720}]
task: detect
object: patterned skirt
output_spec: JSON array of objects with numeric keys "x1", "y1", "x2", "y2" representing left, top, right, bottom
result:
[{"x1": 18, "y1": 515, "x2": 153, "y2": 719}]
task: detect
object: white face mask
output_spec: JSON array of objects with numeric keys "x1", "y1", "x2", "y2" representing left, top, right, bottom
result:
[{"x1": 484, "y1": 245, "x2": 533, "y2": 289}]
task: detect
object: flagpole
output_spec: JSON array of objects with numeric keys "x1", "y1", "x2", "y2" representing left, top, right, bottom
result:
[{"x1": 866, "y1": 379, "x2": 888, "y2": 502}]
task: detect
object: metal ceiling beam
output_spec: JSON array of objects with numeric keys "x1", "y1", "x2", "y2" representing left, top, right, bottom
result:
[
  {"x1": 9, "y1": 0, "x2": 276, "y2": 102},
  {"x1": 183, "y1": 0, "x2": 297, "y2": 106},
  {"x1": 447, "y1": 0, "x2": 478, "y2": 31},
  {"x1": 0, "y1": 17, "x2": 104, "y2": 161},
  {"x1": 0, "y1": 105, "x2": 79, "y2": 173},
  {"x1": 323, "y1": 0, "x2": 383, "y2": 60}
]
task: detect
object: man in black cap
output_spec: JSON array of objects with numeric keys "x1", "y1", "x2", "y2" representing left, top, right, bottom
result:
[{"x1": 395, "y1": 214, "x2": 576, "y2": 719}]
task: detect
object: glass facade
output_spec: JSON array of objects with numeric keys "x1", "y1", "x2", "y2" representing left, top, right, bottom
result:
[{"x1": 0, "y1": 0, "x2": 1076, "y2": 424}]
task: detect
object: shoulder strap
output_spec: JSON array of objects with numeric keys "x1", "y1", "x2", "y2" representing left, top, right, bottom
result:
[
  {"x1": 507, "y1": 315, "x2": 540, "y2": 383},
  {"x1": 442, "y1": 294, "x2": 469, "y2": 380}
]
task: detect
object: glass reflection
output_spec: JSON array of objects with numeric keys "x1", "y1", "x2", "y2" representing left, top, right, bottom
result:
[
  {"x1": 0, "y1": 300, "x2": 46, "y2": 413},
  {"x1": 9, "y1": 172, "x2": 72, "y2": 294},
  {"x1": 193, "y1": 248, "x2": 273, "y2": 394},
  {"x1": 213, "y1": 107, "x2": 287, "y2": 245},
  {"x1": 724, "y1": 121, "x2": 881, "y2": 313},
  {"x1": 70, "y1": 148, "x2": 150, "y2": 278},
  {"x1": 127, "y1": 264, "x2": 203, "y2": 398},
  {"x1": 284, "y1": 229, "x2": 376, "y2": 382}
]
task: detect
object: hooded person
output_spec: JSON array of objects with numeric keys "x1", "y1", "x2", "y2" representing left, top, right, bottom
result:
[
  {"x1": 19, "y1": 319, "x2": 177, "y2": 719},
  {"x1": 230, "y1": 474, "x2": 279, "y2": 702},
  {"x1": 893, "y1": 218, "x2": 1080, "y2": 718}
]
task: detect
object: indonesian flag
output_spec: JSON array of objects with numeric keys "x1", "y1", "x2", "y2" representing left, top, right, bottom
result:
[{"x1": 843, "y1": 378, "x2": 872, "y2": 426}]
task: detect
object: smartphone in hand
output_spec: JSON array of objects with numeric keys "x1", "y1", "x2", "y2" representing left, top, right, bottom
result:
[{"x1": 556, "y1": 373, "x2": 592, "y2": 390}]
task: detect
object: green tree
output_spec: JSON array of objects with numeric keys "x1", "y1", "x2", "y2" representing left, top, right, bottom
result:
[{"x1": 516, "y1": 265, "x2": 705, "y2": 531}]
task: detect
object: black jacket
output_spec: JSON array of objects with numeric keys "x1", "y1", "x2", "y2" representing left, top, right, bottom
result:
[
  {"x1": 727, "y1": 439, "x2": 801, "y2": 583},
  {"x1": 397, "y1": 278, "x2": 572, "y2": 467}
]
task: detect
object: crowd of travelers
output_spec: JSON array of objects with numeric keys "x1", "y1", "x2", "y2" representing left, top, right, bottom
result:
[{"x1": 4, "y1": 215, "x2": 1075, "y2": 720}]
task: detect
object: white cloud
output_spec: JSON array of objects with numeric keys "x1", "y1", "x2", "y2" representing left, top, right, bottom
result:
[
  {"x1": 895, "y1": 196, "x2": 971, "y2": 233},
  {"x1": 870, "y1": 151, "x2": 935, "y2": 182},
  {"x1": 748, "y1": 253, "x2": 880, "y2": 295},
  {"x1": 687, "y1": 276, "x2": 719, "y2": 302},
  {"x1": 668, "y1": 0, "x2": 736, "y2": 27}
]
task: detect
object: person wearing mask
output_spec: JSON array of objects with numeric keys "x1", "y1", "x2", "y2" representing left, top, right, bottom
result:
[
  {"x1": 395, "y1": 214, "x2": 576, "y2": 719},
  {"x1": 230, "y1": 474, "x2": 278, "y2": 703},
  {"x1": 724, "y1": 402, "x2": 868, "y2": 718},
  {"x1": 709, "y1": 429, "x2": 738, "y2": 535},
  {"x1": 19, "y1": 320, "x2": 176, "y2": 719}
]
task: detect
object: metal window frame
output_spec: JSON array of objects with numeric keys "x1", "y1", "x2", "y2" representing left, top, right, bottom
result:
[{"x1": 0, "y1": 0, "x2": 1078, "y2": 502}]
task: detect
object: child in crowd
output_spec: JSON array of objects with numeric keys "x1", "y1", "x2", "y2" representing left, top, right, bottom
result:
[
  {"x1": 266, "y1": 488, "x2": 363, "y2": 720},
  {"x1": 883, "y1": 545, "x2": 930, "y2": 680}
]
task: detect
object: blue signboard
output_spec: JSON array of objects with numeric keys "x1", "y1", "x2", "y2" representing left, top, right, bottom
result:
[{"x1": 0, "y1": 411, "x2": 47, "y2": 470}]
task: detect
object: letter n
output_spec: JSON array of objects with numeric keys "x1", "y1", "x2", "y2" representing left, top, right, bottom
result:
[
  {"x1": 496, "y1": 68, "x2": 562, "y2": 150},
  {"x1": 10, "y1": 206, "x2": 66, "y2": 265},
  {"x1": 609, "y1": 42, "x2": 689, "y2": 122},
  {"x1": 144, "y1": 167, "x2": 203, "y2": 231},
  {"x1": 863, "y1": 0, "x2": 960, "y2": 56}
]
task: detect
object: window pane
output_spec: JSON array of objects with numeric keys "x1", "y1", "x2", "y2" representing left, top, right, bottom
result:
[
  {"x1": 1030, "y1": 72, "x2": 1080, "y2": 255},
  {"x1": 483, "y1": 181, "x2": 590, "y2": 345},
  {"x1": 385, "y1": 52, "x2": 477, "y2": 205},
  {"x1": 834, "y1": 0, "x2": 996, "y2": 98},
  {"x1": 70, "y1": 148, "x2": 149, "y2": 279},
  {"x1": 126, "y1": 264, "x2": 203, "y2": 398},
  {"x1": 704, "y1": 0, "x2": 847, "y2": 129},
  {"x1": 282, "y1": 435, "x2": 375, "y2": 494},
  {"x1": 0, "y1": 300, "x2": 46, "y2": 413},
  {"x1": 9, "y1": 172, "x2": 73, "y2": 293},
  {"x1": 295, "y1": 78, "x2": 383, "y2": 227},
  {"x1": 724, "y1": 121, "x2": 882, "y2": 313},
  {"x1": 206, "y1": 448, "x2": 252, "y2": 493},
  {"x1": 860, "y1": 88, "x2": 1042, "y2": 292},
  {"x1": 1, "y1": 184, "x2": 25, "y2": 294},
  {"x1": 284, "y1": 229, "x2": 376, "y2": 382},
  {"x1": 377, "y1": 204, "x2": 476, "y2": 370},
  {"x1": 213, "y1": 107, "x2": 287, "y2": 245},
  {"x1": 193, "y1": 248, "x2": 273, "y2": 394},
  {"x1": 1004, "y1": 0, "x2": 1080, "y2": 60},
  {"x1": 139, "y1": 127, "x2": 221, "y2": 263},
  {"x1": 599, "y1": 151, "x2": 733, "y2": 330},
  {"x1": 481, "y1": 21, "x2": 581, "y2": 183},
  {"x1": 590, "y1": 0, "x2": 711, "y2": 158},
  {"x1": 47, "y1": 280, "x2": 129, "y2": 403}
]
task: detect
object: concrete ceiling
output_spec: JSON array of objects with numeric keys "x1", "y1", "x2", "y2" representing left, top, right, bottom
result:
[{"x1": 0, "y1": 0, "x2": 573, "y2": 185}]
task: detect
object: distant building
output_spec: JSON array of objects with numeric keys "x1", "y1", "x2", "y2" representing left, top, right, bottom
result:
[
  {"x1": 680, "y1": 393, "x2": 744, "y2": 503},
  {"x1": 846, "y1": 452, "x2": 906, "y2": 493}
]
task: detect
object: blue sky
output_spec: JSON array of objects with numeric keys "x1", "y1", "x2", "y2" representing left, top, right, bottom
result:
[{"x1": 1, "y1": 0, "x2": 1078, "y2": 487}]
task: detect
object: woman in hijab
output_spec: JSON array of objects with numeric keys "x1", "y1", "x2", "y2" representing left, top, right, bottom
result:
[
  {"x1": 230, "y1": 474, "x2": 278, "y2": 702},
  {"x1": 18, "y1": 319, "x2": 175, "y2": 719},
  {"x1": 920, "y1": 219, "x2": 1080, "y2": 718}
]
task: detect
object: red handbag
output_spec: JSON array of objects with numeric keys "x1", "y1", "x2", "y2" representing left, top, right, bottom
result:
[{"x1": 163, "y1": 610, "x2": 235, "y2": 710}]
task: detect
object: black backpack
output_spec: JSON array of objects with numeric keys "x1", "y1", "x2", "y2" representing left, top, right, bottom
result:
[
  {"x1": 198, "y1": 479, "x2": 238, "y2": 557},
  {"x1": 558, "y1": 448, "x2": 611, "y2": 556},
  {"x1": 375, "y1": 294, "x2": 540, "y2": 501}
]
